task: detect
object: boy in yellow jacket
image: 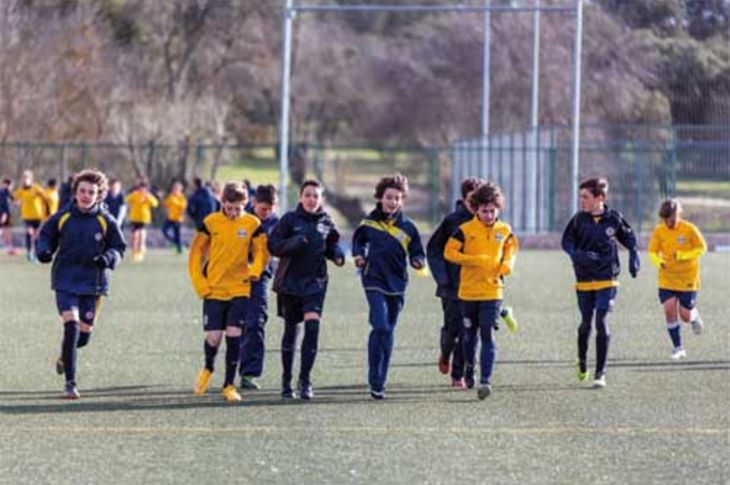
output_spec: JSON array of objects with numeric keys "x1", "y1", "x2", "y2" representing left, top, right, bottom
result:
[
  {"x1": 648, "y1": 199, "x2": 707, "y2": 360},
  {"x1": 162, "y1": 181, "x2": 187, "y2": 254},
  {"x1": 188, "y1": 182, "x2": 269, "y2": 401},
  {"x1": 444, "y1": 182, "x2": 518, "y2": 400},
  {"x1": 125, "y1": 180, "x2": 159, "y2": 261},
  {"x1": 13, "y1": 170, "x2": 50, "y2": 262}
]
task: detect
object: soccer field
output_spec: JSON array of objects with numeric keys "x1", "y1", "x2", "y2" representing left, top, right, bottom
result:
[{"x1": 0, "y1": 250, "x2": 728, "y2": 484}]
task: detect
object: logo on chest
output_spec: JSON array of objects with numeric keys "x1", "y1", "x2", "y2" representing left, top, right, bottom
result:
[
  {"x1": 316, "y1": 221, "x2": 330, "y2": 237},
  {"x1": 495, "y1": 232, "x2": 504, "y2": 242},
  {"x1": 676, "y1": 236, "x2": 686, "y2": 245},
  {"x1": 95, "y1": 233, "x2": 103, "y2": 241},
  {"x1": 605, "y1": 227, "x2": 615, "y2": 237},
  {"x1": 237, "y1": 229, "x2": 248, "y2": 239}
]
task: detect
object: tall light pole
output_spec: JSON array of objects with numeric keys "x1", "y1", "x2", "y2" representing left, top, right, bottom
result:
[{"x1": 278, "y1": 0, "x2": 294, "y2": 211}]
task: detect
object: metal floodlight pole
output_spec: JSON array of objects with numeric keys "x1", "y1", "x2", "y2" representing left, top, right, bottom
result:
[
  {"x1": 278, "y1": 0, "x2": 294, "y2": 211},
  {"x1": 481, "y1": 2, "x2": 491, "y2": 139},
  {"x1": 528, "y1": 0, "x2": 541, "y2": 233},
  {"x1": 570, "y1": 0, "x2": 584, "y2": 215}
]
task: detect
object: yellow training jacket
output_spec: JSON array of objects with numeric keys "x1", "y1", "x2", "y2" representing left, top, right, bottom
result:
[
  {"x1": 164, "y1": 193, "x2": 187, "y2": 223},
  {"x1": 125, "y1": 190, "x2": 159, "y2": 224},
  {"x1": 444, "y1": 218, "x2": 519, "y2": 301},
  {"x1": 188, "y1": 211, "x2": 269, "y2": 300},
  {"x1": 648, "y1": 219, "x2": 706, "y2": 291},
  {"x1": 13, "y1": 184, "x2": 48, "y2": 221},
  {"x1": 44, "y1": 188, "x2": 59, "y2": 218}
]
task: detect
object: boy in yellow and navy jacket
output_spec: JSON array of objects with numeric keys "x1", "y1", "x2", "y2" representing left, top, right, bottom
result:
[
  {"x1": 188, "y1": 182, "x2": 269, "y2": 402},
  {"x1": 13, "y1": 170, "x2": 51, "y2": 261},
  {"x1": 37, "y1": 169, "x2": 126, "y2": 399},
  {"x1": 444, "y1": 182, "x2": 518, "y2": 400},
  {"x1": 561, "y1": 178, "x2": 639, "y2": 388},
  {"x1": 125, "y1": 180, "x2": 159, "y2": 261},
  {"x1": 352, "y1": 174, "x2": 425, "y2": 400},
  {"x1": 648, "y1": 199, "x2": 707, "y2": 360},
  {"x1": 162, "y1": 180, "x2": 187, "y2": 254}
]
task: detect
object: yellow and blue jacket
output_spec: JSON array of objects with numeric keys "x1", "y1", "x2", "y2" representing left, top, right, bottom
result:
[
  {"x1": 351, "y1": 205, "x2": 425, "y2": 295},
  {"x1": 444, "y1": 217, "x2": 518, "y2": 301},
  {"x1": 188, "y1": 211, "x2": 269, "y2": 301},
  {"x1": 126, "y1": 190, "x2": 159, "y2": 224},
  {"x1": 44, "y1": 187, "x2": 59, "y2": 219},
  {"x1": 561, "y1": 206, "x2": 637, "y2": 291},
  {"x1": 37, "y1": 203, "x2": 126, "y2": 295},
  {"x1": 13, "y1": 183, "x2": 49, "y2": 221},
  {"x1": 164, "y1": 193, "x2": 187, "y2": 223},
  {"x1": 647, "y1": 219, "x2": 706, "y2": 291}
]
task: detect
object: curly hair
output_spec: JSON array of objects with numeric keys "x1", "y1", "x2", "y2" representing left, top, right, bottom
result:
[
  {"x1": 374, "y1": 173, "x2": 409, "y2": 199},
  {"x1": 468, "y1": 181, "x2": 504, "y2": 210},
  {"x1": 72, "y1": 169, "x2": 109, "y2": 202},
  {"x1": 579, "y1": 177, "x2": 609, "y2": 198}
]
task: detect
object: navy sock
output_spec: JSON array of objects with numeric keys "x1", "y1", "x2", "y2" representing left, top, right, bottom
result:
[
  {"x1": 595, "y1": 309, "x2": 610, "y2": 376},
  {"x1": 224, "y1": 336, "x2": 241, "y2": 387},
  {"x1": 204, "y1": 340, "x2": 218, "y2": 372},
  {"x1": 281, "y1": 320, "x2": 299, "y2": 385},
  {"x1": 667, "y1": 321, "x2": 682, "y2": 349},
  {"x1": 25, "y1": 233, "x2": 32, "y2": 253},
  {"x1": 299, "y1": 319, "x2": 320, "y2": 384},
  {"x1": 62, "y1": 321, "x2": 80, "y2": 384},
  {"x1": 577, "y1": 323, "x2": 591, "y2": 372},
  {"x1": 77, "y1": 331, "x2": 91, "y2": 349}
]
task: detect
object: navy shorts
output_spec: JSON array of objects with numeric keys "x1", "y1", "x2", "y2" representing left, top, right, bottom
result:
[
  {"x1": 460, "y1": 300, "x2": 502, "y2": 330},
  {"x1": 55, "y1": 291, "x2": 101, "y2": 325},
  {"x1": 23, "y1": 219, "x2": 41, "y2": 229},
  {"x1": 203, "y1": 297, "x2": 249, "y2": 331},
  {"x1": 659, "y1": 289, "x2": 697, "y2": 310},
  {"x1": 277, "y1": 293, "x2": 325, "y2": 323},
  {"x1": 577, "y1": 287, "x2": 617, "y2": 313},
  {"x1": 130, "y1": 222, "x2": 146, "y2": 231}
]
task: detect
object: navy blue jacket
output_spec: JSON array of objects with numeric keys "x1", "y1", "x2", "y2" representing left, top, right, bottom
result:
[
  {"x1": 426, "y1": 200, "x2": 472, "y2": 299},
  {"x1": 0, "y1": 188, "x2": 11, "y2": 215},
  {"x1": 269, "y1": 204, "x2": 344, "y2": 297},
  {"x1": 187, "y1": 187, "x2": 220, "y2": 229},
  {"x1": 104, "y1": 191, "x2": 126, "y2": 222},
  {"x1": 561, "y1": 206, "x2": 638, "y2": 283},
  {"x1": 37, "y1": 203, "x2": 126, "y2": 295},
  {"x1": 352, "y1": 204, "x2": 425, "y2": 295},
  {"x1": 247, "y1": 206, "x2": 279, "y2": 299}
]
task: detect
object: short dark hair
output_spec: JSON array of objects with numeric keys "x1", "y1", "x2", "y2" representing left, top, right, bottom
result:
[
  {"x1": 108, "y1": 177, "x2": 120, "y2": 185},
  {"x1": 254, "y1": 184, "x2": 277, "y2": 205},
  {"x1": 374, "y1": 173, "x2": 409, "y2": 199},
  {"x1": 299, "y1": 179, "x2": 322, "y2": 195},
  {"x1": 460, "y1": 177, "x2": 483, "y2": 200},
  {"x1": 658, "y1": 198, "x2": 681, "y2": 219},
  {"x1": 193, "y1": 177, "x2": 203, "y2": 189},
  {"x1": 222, "y1": 182, "x2": 248, "y2": 203},
  {"x1": 72, "y1": 169, "x2": 108, "y2": 201},
  {"x1": 47, "y1": 178, "x2": 57, "y2": 188},
  {"x1": 579, "y1": 177, "x2": 609, "y2": 198},
  {"x1": 2, "y1": 178, "x2": 11, "y2": 186},
  {"x1": 469, "y1": 182, "x2": 504, "y2": 210}
]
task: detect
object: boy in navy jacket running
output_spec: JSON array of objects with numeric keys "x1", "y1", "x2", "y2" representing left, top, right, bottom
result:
[
  {"x1": 352, "y1": 174, "x2": 425, "y2": 399},
  {"x1": 37, "y1": 169, "x2": 126, "y2": 399},
  {"x1": 268, "y1": 180, "x2": 345, "y2": 400}
]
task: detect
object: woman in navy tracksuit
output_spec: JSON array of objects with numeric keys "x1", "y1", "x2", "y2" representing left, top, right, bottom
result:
[
  {"x1": 268, "y1": 179, "x2": 345, "y2": 400},
  {"x1": 352, "y1": 174, "x2": 425, "y2": 399},
  {"x1": 37, "y1": 169, "x2": 126, "y2": 399}
]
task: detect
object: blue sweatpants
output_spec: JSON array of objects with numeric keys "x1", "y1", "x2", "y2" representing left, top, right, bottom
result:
[
  {"x1": 366, "y1": 290, "x2": 404, "y2": 393},
  {"x1": 461, "y1": 300, "x2": 501, "y2": 385},
  {"x1": 240, "y1": 292, "x2": 268, "y2": 378}
]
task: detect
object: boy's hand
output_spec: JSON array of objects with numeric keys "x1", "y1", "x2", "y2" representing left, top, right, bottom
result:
[
  {"x1": 37, "y1": 249, "x2": 53, "y2": 263},
  {"x1": 410, "y1": 258, "x2": 424, "y2": 270},
  {"x1": 353, "y1": 256, "x2": 366, "y2": 268},
  {"x1": 629, "y1": 250, "x2": 640, "y2": 278},
  {"x1": 334, "y1": 256, "x2": 345, "y2": 267},
  {"x1": 93, "y1": 255, "x2": 109, "y2": 269},
  {"x1": 498, "y1": 263, "x2": 512, "y2": 277}
]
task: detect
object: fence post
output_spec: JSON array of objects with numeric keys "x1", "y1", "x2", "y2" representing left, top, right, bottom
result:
[{"x1": 428, "y1": 148, "x2": 440, "y2": 227}]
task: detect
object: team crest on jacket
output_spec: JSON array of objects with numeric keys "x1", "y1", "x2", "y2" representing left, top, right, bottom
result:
[
  {"x1": 95, "y1": 233, "x2": 103, "y2": 241},
  {"x1": 237, "y1": 229, "x2": 247, "y2": 239},
  {"x1": 495, "y1": 232, "x2": 504, "y2": 241},
  {"x1": 605, "y1": 227, "x2": 615, "y2": 237},
  {"x1": 316, "y1": 221, "x2": 330, "y2": 237},
  {"x1": 677, "y1": 236, "x2": 686, "y2": 244}
]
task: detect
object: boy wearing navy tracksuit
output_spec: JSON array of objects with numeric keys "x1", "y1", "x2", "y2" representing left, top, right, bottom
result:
[
  {"x1": 352, "y1": 174, "x2": 425, "y2": 400},
  {"x1": 37, "y1": 170, "x2": 126, "y2": 399},
  {"x1": 268, "y1": 180, "x2": 345, "y2": 400},
  {"x1": 239, "y1": 184, "x2": 279, "y2": 390},
  {"x1": 561, "y1": 177, "x2": 639, "y2": 388},
  {"x1": 427, "y1": 177, "x2": 481, "y2": 388}
]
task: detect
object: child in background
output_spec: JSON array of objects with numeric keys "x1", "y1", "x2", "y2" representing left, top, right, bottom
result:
[
  {"x1": 125, "y1": 180, "x2": 159, "y2": 262},
  {"x1": 162, "y1": 181, "x2": 187, "y2": 254}
]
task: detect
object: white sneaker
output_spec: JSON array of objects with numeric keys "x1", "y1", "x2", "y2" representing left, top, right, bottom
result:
[
  {"x1": 670, "y1": 348, "x2": 687, "y2": 361},
  {"x1": 592, "y1": 374, "x2": 606, "y2": 388},
  {"x1": 691, "y1": 317, "x2": 704, "y2": 335}
]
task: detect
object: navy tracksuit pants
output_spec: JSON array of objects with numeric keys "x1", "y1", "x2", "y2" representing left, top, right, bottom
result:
[{"x1": 366, "y1": 290, "x2": 404, "y2": 393}]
